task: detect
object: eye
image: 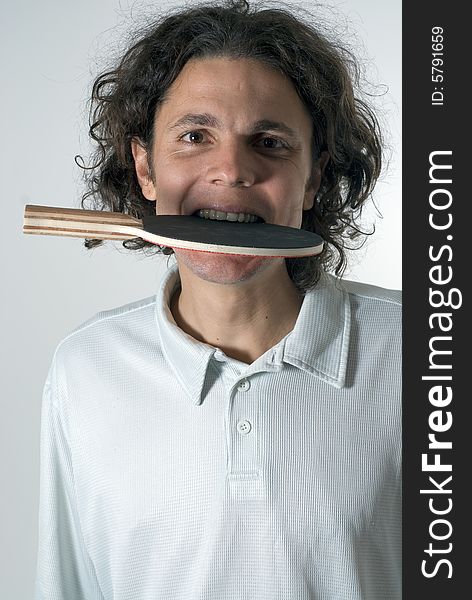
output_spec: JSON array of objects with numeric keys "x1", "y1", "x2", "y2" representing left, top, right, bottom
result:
[
  {"x1": 181, "y1": 131, "x2": 205, "y2": 144},
  {"x1": 256, "y1": 136, "x2": 287, "y2": 150}
]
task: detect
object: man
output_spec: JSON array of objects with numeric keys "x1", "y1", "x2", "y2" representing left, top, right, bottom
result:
[{"x1": 35, "y1": 1, "x2": 401, "y2": 599}]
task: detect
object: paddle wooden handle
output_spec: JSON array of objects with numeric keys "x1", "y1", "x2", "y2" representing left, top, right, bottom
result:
[{"x1": 23, "y1": 205, "x2": 144, "y2": 241}]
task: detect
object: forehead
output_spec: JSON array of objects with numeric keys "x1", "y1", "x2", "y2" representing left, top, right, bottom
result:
[{"x1": 155, "y1": 57, "x2": 312, "y2": 132}]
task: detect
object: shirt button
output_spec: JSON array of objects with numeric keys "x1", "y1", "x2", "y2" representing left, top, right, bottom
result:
[
  {"x1": 237, "y1": 420, "x2": 252, "y2": 435},
  {"x1": 237, "y1": 379, "x2": 251, "y2": 392}
]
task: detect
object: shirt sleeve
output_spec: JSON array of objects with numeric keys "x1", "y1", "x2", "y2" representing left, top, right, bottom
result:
[{"x1": 34, "y1": 358, "x2": 105, "y2": 600}]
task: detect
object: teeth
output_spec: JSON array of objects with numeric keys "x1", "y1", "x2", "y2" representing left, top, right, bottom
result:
[{"x1": 197, "y1": 209, "x2": 259, "y2": 223}]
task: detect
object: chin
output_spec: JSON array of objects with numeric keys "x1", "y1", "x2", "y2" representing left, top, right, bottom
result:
[{"x1": 174, "y1": 249, "x2": 278, "y2": 285}]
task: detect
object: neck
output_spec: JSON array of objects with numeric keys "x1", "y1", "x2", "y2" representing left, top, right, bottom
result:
[{"x1": 171, "y1": 260, "x2": 303, "y2": 364}]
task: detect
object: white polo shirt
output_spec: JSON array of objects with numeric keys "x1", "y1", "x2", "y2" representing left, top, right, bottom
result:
[{"x1": 35, "y1": 265, "x2": 401, "y2": 600}]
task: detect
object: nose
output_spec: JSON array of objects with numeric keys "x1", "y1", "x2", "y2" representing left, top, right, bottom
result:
[{"x1": 205, "y1": 142, "x2": 256, "y2": 187}]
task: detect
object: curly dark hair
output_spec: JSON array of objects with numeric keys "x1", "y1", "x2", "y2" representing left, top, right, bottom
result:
[{"x1": 80, "y1": 0, "x2": 382, "y2": 293}]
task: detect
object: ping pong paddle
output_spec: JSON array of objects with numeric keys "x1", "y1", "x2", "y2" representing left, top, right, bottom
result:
[{"x1": 23, "y1": 205, "x2": 324, "y2": 257}]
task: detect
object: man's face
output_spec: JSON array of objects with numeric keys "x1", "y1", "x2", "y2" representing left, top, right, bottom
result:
[{"x1": 133, "y1": 57, "x2": 326, "y2": 285}]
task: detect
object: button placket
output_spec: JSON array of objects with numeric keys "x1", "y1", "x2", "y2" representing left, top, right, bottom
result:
[{"x1": 227, "y1": 377, "x2": 259, "y2": 479}]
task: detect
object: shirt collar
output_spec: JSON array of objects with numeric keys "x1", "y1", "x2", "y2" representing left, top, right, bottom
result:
[
  {"x1": 282, "y1": 273, "x2": 351, "y2": 388},
  {"x1": 155, "y1": 266, "x2": 351, "y2": 405},
  {"x1": 155, "y1": 265, "x2": 216, "y2": 406}
]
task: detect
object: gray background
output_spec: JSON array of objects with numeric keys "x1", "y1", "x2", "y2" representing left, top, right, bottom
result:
[{"x1": 1, "y1": 0, "x2": 400, "y2": 596}]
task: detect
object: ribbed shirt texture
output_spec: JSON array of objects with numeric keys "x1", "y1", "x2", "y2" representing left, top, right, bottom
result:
[{"x1": 35, "y1": 265, "x2": 401, "y2": 600}]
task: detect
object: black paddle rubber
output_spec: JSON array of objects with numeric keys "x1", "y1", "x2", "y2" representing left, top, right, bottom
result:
[{"x1": 142, "y1": 215, "x2": 323, "y2": 251}]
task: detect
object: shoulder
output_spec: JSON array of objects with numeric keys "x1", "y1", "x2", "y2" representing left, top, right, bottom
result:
[
  {"x1": 52, "y1": 295, "x2": 158, "y2": 366},
  {"x1": 337, "y1": 277, "x2": 402, "y2": 345},
  {"x1": 339, "y1": 278, "x2": 402, "y2": 309},
  {"x1": 72, "y1": 294, "x2": 157, "y2": 332},
  {"x1": 44, "y1": 294, "x2": 166, "y2": 416},
  {"x1": 339, "y1": 278, "x2": 401, "y2": 326}
]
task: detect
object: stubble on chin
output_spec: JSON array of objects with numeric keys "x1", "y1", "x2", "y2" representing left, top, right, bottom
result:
[{"x1": 174, "y1": 249, "x2": 277, "y2": 286}]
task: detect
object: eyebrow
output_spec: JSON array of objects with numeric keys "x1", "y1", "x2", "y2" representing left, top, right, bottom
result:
[
  {"x1": 169, "y1": 113, "x2": 222, "y2": 131},
  {"x1": 168, "y1": 113, "x2": 301, "y2": 142},
  {"x1": 251, "y1": 119, "x2": 300, "y2": 142}
]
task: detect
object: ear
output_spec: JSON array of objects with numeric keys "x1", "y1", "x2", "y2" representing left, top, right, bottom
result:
[
  {"x1": 303, "y1": 151, "x2": 330, "y2": 210},
  {"x1": 131, "y1": 138, "x2": 157, "y2": 200}
]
